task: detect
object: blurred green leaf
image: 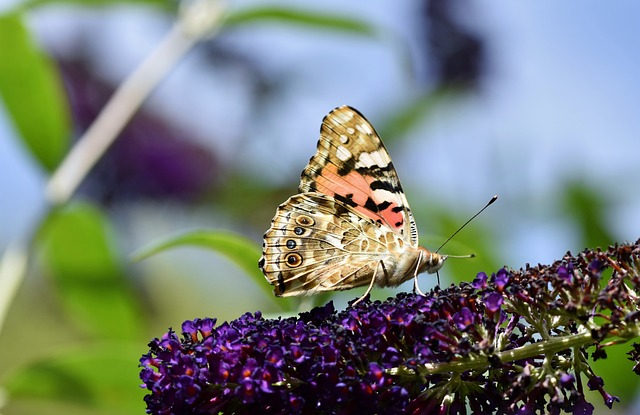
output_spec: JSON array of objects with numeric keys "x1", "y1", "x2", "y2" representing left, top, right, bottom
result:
[
  {"x1": 4, "y1": 344, "x2": 145, "y2": 414},
  {"x1": 22, "y1": 0, "x2": 171, "y2": 9},
  {"x1": 215, "y1": 174, "x2": 294, "y2": 227},
  {"x1": 379, "y1": 86, "x2": 464, "y2": 143},
  {"x1": 224, "y1": 6, "x2": 377, "y2": 37},
  {"x1": 590, "y1": 342, "x2": 640, "y2": 405},
  {"x1": 36, "y1": 203, "x2": 142, "y2": 340},
  {"x1": 438, "y1": 219, "x2": 500, "y2": 284},
  {"x1": 412, "y1": 197, "x2": 501, "y2": 285},
  {"x1": 131, "y1": 230, "x2": 294, "y2": 310},
  {"x1": 561, "y1": 182, "x2": 615, "y2": 249},
  {"x1": 0, "y1": 12, "x2": 70, "y2": 171}
]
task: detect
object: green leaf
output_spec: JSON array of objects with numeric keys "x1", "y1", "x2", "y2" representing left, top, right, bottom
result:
[
  {"x1": 4, "y1": 343, "x2": 146, "y2": 414},
  {"x1": 378, "y1": 86, "x2": 464, "y2": 143},
  {"x1": 0, "y1": 12, "x2": 71, "y2": 171},
  {"x1": 591, "y1": 342, "x2": 640, "y2": 404},
  {"x1": 224, "y1": 6, "x2": 377, "y2": 37},
  {"x1": 22, "y1": 0, "x2": 172, "y2": 9},
  {"x1": 560, "y1": 182, "x2": 615, "y2": 249},
  {"x1": 131, "y1": 230, "x2": 294, "y2": 310},
  {"x1": 410, "y1": 196, "x2": 501, "y2": 285},
  {"x1": 36, "y1": 203, "x2": 142, "y2": 340}
]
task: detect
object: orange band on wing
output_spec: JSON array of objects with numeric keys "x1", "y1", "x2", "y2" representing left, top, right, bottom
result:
[{"x1": 313, "y1": 164, "x2": 405, "y2": 231}]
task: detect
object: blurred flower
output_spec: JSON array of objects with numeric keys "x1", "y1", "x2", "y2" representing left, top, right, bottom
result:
[
  {"x1": 60, "y1": 56, "x2": 219, "y2": 203},
  {"x1": 141, "y1": 240, "x2": 640, "y2": 414},
  {"x1": 422, "y1": 0, "x2": 485, "y2": 89}
]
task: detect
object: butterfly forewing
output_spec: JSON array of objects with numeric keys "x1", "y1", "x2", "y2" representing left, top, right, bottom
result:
[{"x1": 298, "y1": 106, "x2": 418, "y2": 247}]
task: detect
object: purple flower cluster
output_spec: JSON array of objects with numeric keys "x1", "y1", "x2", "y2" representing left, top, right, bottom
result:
[{"x1": 140, "y1": 240, "x2": 640, "y2": 414}]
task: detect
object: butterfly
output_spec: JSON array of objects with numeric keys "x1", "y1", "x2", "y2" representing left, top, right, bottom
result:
[{"x1": 258, "y1": 105, "x2": 447, "y2": 305}]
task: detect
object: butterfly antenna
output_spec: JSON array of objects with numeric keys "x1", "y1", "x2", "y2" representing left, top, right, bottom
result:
[{"x1": 435, "y1": 195, "x2": 498, "y2": 254}]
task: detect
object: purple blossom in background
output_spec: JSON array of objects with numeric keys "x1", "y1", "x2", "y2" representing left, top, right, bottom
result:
[{"x1": 140, "y1": 240, "x2": 640, "y2": 414}]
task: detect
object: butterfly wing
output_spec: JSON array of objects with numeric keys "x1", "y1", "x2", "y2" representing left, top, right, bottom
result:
[
  {"x1": 299, "y1": 105, "x2": 418, "y2": 247},
  {"x1": 260, "y1": 192, "x2": 394, "y2": 296}
]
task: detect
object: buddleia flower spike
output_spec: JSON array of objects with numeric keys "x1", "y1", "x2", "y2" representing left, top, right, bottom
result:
[{"x1": 142, "y1": 240, "x2": 640, "y2": 414}]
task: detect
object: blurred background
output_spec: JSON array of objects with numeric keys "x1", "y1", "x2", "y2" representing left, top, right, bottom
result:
[{"x1": 0, "y1": 0, "x2": 639, "y2": 414}]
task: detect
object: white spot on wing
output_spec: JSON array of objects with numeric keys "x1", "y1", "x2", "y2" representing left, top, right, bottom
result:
[
  {"x1": 340, "y1": 134, "x2": 349, "y2": 144},
  {"x1": 357, "y1": 123, "x2": 373, "y2": 135},
  {"x1": 326, "y1": 233, "x2": 342, "y2": 247},
  {"x1": 337, "y1": 109, "x2": 354, "y2": 123},
  {"x1": 336, "y1": 146, "x2": 352, "y2": 161},
  {"x1": 357, "y1": 152, "x2": 376, "y2": 168},
  {"x1": 346, "y1": 127, "x2": 355, "y2": 135},
  {"x1": 371, "y1": 188, "x2": 395, "y2": 201},
  {"x1": 356, "y1": 150, "x2": 390, "y2": 169}
]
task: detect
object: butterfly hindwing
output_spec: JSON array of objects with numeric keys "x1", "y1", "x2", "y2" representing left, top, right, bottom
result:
[
  {"x1": 261, "y1": 192, "x2": 396, "y2": 296},
  {"x1": 299, "y1": 106, "x2": 418, "y2": 246}
]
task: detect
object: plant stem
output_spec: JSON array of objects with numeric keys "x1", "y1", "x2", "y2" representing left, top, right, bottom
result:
[
  {"x1": 45, "y1": 0, "x2": 225, "y2": 205},
  {"x1": 389, "y1": 331, "x2": 596, "y2": 376}
]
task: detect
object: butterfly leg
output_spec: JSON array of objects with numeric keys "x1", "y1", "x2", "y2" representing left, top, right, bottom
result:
[
  {"x1": 413, "y1": 251, "x2": 427, "y2": 297},
  {"x1": 413, "y1": 276, "x2": 426, "y2": 296},
  {"x1": 352, "y1": 261, "x2": 383, "y2": 306}
]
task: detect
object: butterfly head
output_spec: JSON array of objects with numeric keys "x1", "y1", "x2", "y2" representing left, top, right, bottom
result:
[{"x1": 418, "y1": 246, "x2": 446, "y2": 274}]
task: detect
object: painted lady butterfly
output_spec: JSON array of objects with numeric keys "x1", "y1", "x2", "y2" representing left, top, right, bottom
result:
[{"x1": 258, "y1": 105, "x2": 446, "y2": 305}]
